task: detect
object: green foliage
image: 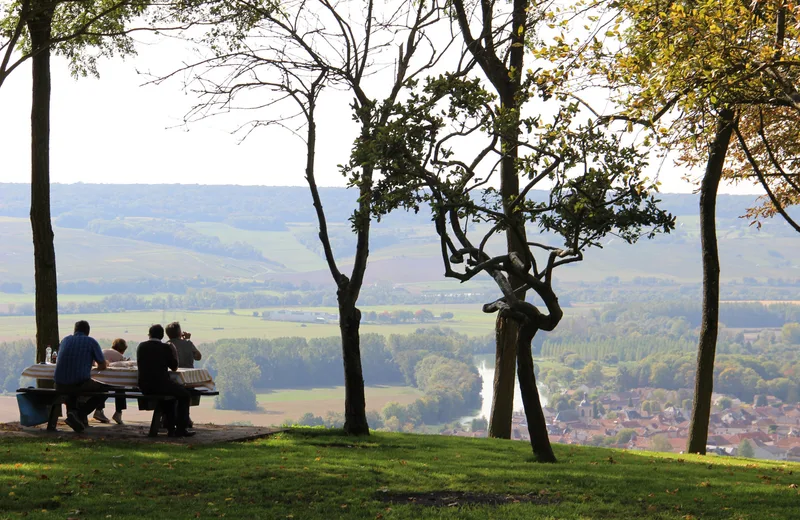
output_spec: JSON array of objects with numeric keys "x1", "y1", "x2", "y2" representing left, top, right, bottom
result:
[
  {"x1": 536, "y1": 306, "x2": 800, "y2": 404},
  {"x1": 380, "y1": 353, "x2": 482, "y2": 429},
  {"x1": 214, "y1": 354, "x2": 260, "y2": 410},
  {"x1": 470, "y1": 416, "x2": 488, "y2": 432},
  {"x1": 1, "y1": 0, "x2": 148, "y2": 83},
  {"x1": 202, "y1": 328, "x2": 482, "y2": 427},
  {"x1": 580, "y1": 361, "x2": 603, "y2": 386},
  {"x1": 295, "y1": 412, "x2": 324, "y2": 427},
  {"x1": 650, "y1": 435, "x2": 672, "y2": 452},
  {"x1": 782, "y1": 323, "x2": 800, "y2": 344},
  {"x1": 0, "y1": 340, "x2": 35, "y2": 392},
  {"x1": 371, "y1": 73, "x2": 675, "y2": 253},
  {"x1": 738, "y1": 439, "x2": 755, "y2": 459},
  {"x1": 553, "y1": 395, "x2": 574, "y2": 412},
  {"x1": 202, "y1": 333, "x2": 404, "y2": 389}
]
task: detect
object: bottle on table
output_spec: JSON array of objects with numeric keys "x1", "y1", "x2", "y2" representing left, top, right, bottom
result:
[{"x1": 45, "y1": 346, "x2": 51, "y2": 364}]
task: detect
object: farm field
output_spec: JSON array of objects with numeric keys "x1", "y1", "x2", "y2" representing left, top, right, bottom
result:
[
  {"x1": 0, "y1": 217, "x2": 281, "y2": 286},
  {"x1": 4, "y1": 203, "x2": 800, "y2": 289},
  {"x1": 187, "y1": 222, "x2": 329, "y2": 272},
  {"x1": 0, "y1": 293, "x2": 119, "y2": 304},
  {"x1": 0, "y1": 304, "x2": 505, "y2": 343},
  {"x1": 256, "y1": 385, "x2": 423, "y2": 404},
  {"x1": 0, "y1": 385, "x2": 424, "y2": 426}
]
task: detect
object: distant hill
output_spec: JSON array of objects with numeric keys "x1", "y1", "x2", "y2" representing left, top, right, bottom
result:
[
  {"x1": 0, "y1": 183, "x2": 775, "y2": 222},
  {"x1": 0, "y1": 183, "x2": 798, "y2": 291}
]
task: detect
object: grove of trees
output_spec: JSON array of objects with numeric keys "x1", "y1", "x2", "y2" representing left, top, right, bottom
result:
[
  {"x1": 2, "y1": 0, "x2": 798, "y2": 458},
  {"x1": 200, "y1": 328, "x2": 482, "y2": 422}
]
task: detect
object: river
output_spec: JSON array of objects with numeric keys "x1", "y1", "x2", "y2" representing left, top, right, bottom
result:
[{"x1": 460, "y1": 353, "x2": 550, "y2": 424}]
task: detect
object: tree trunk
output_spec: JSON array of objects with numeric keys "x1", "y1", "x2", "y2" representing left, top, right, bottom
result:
[
  {"x1": 488, "y1": 314, "x2": 518, "y2": 438},
  {"x1": 338, "y1": 297, "x2": 369, "y2": 435},
  {"x1": 489, "y1": 89, "x2": 528, "y2": 439},
  {"x1": 686, "y1": 108, "x2": 735, "y2": 455},
  {"x1": 516, "y1": 320, "x2": 556, "y2": 462},
  {"x1": 487, "y1": 0, "x2": 529, "y2": 439},
  {"x1": 303, "y1": 77, "x2": 370, "y2": 436},
  {"x1": 27, "y1": 8, "x2": 59, "y2": 367},
  {"x1": 452, "y1": 0, "x2": 529, "y2": 440}
]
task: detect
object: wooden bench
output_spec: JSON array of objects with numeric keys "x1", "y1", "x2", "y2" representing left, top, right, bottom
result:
[{"x1": 16, "y1": 387, "x2": 219, "y2": 437}]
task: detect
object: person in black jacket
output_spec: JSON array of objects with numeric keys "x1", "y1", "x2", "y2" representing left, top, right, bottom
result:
[{"x1": 136, "y1": 324, "x2": 194, "y2": 437}]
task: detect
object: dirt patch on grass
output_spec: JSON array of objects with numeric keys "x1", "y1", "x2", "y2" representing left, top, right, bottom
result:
[{"x1": 375, "y1": 490, "x2": 555, "y2": 507}]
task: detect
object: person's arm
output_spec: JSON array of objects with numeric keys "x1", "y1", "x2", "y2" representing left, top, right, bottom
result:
[
  {"x1": 190, "y1": 341, "x2": 202, "y2": 361},
  {"x1": 166, "y1": 344, "x2": 178, "y2": 372},
  {"x1": 92, "y1": 341, "x2": 108, "y2": 371}
]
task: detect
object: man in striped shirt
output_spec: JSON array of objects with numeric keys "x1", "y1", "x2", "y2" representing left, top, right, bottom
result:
[{"x1": 54, "y1": 320, "x2": 109, "y2": 432}]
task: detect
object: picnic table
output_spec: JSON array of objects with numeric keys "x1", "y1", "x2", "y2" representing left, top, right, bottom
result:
[
  {"x1": 20, "y1": 362, "x2": 216, "y2": 391},
  {"x1": 17, "y1": 362, "x2": 217, "y2": 435}
]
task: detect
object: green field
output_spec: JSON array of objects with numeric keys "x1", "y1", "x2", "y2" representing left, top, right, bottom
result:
[
  {"x1": 0, "y1": 304, "x2": 502, "y2": 343},
  {"x1": 257, "y1": 386, "x2": 423, "y2": 403},
  {"x1": 167, "y1": 385, "x2": 426, "y2": 427},
  {"x1": 187, "y1": 222, "x2": 329, "y2": 272},
  {"x1": 2, "y1": 430, "x2": 800, "y2": 519},
  {"x1": 0, "y1": 293, "x2": 179, "y2": 305},
  {"x1": 0, "y1": 302, "x2": 604, "y2": 343},
  {"x1": 0, "y1": 293, "x2": 110, "y2": 304},
  {"x1": 0, "y1": 218, "x2": 281, "y2": 287}
]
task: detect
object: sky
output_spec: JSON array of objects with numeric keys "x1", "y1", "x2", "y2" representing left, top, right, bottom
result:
[
  {"x1": 0, "y1": 37, "x2": 764, "y2": 195},
  {"x1": 0, "y1": 39, "x2": 359, "y2": 187}
]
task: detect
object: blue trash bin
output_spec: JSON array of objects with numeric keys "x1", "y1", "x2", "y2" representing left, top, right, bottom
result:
[{"x1": 17, "y1": 393, "x2": 51, "y2": 427}]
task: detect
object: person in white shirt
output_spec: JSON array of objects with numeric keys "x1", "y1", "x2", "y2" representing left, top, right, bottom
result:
[
  {"x1": 102, "y1": 338, "x2": 129, "y2": 363},
  {"x1": 92, "y1": 339, "x2": 129, "y2": 424}
]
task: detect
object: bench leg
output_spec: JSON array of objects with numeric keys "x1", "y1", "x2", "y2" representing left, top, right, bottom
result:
[
  {"x1": 149, "y1": 405, "x2": 162, "y2": 437},
  {"x1": 46, "y1": 403, "x2": 61, "y2": 432}
]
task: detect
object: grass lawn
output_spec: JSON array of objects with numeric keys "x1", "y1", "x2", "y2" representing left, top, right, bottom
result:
[{"x1": 2, "y1": 430, "x2": 800, "y2": 519}]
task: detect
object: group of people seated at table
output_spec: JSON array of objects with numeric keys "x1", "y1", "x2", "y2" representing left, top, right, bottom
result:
[{"x1": 53, "y1": 319, "x2": 203, "y2": 437}]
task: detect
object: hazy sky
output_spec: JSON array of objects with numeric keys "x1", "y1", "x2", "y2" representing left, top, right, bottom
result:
[
  {"x1": 0, "y1": 39, "x2": 763, "y2": 195},
  {"x1": 1, "y1": 39, "x2": 360, "y2": 187}
]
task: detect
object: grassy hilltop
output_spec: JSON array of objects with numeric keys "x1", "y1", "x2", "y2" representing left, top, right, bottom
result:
[{"x1": 2, "y1": 430, "x2": 800, "y2": 519}]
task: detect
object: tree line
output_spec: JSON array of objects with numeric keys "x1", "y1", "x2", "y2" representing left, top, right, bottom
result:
[
  {"x1": 85, "y1": 219, "x2": 273, "y2": 263},
  {"x1": 201, "y1": 328, "x2": 483, "y2": 425},
  {"x1": 536, "y1": 321, "x2": 800, "y2": 406}
]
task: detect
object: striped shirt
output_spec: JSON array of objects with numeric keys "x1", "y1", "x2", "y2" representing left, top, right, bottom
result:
[{"x1": 54, "y1": 332, "x2": 104, "y2": 385}]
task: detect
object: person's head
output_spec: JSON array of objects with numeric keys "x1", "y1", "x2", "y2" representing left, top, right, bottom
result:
[
  {"x1": 148, "y1": 324, "x2": 165, "y2": 340},
  {"x1": 111, "y1": 338, "x2": 127, "y2": 354},
  {"x1": 74, "y1": 320, "x2": 90, "y2": 335},
  {"x1": 165, "y1": 322, "x2": 182, "y2": 340}
]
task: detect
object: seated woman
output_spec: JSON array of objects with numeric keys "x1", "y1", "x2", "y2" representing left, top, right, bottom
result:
[{"x1": 92, "y1": 338, "x2": 129, "y2": 425}]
